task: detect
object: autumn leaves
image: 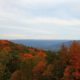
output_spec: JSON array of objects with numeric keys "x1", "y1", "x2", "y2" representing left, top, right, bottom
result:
[{"x1": 0, "y1": 40, "x2": 80, "y2": 80}]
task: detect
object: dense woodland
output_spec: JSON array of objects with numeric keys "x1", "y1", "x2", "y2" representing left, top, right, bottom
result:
[{"x1": 0, "y1": 40, "x2": 80, "y2": 80}]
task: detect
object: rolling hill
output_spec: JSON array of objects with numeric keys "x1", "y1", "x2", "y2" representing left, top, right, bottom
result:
[{"x1": 11, "y1": 40, "x2": 73, "y2": 51}]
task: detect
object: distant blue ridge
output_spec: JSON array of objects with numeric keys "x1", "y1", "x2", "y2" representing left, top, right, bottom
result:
[{"x1": 11, "y1": 40, "x2": 75, "y2": 51}]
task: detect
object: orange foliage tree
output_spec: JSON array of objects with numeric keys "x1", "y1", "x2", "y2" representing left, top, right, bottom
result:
[{"x1": 63, "y1": 41, "x2": 80, "y2": 80}]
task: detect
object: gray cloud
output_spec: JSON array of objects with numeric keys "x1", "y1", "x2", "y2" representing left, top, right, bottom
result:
[{"x1": 0, "y1": 0, "x2": 80, "y2": 39}]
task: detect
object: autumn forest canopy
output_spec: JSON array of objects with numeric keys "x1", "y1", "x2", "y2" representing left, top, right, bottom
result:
[{"x1": 0, "y1": 40, "x2": 80, "y2": 80}]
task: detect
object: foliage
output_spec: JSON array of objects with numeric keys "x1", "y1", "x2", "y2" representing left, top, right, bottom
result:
[{"x1": 0, "y1": 40, "x2": 80, "y2": 80}]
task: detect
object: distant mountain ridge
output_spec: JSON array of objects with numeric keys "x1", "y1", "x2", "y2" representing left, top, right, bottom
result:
[{"x1": 11, "y1": 40, "x2": 74, "y2": 51}]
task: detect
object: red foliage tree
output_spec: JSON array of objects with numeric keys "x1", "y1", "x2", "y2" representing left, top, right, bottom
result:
[
  {"x1": 19, "y1": 53, "x2": 33, "y2": 59},
  {"x1": 37, "y1": 51, "x2": 46, "y2": 58},
  {"x1": 63, "y1": 41, "x2": 80, "y2": 80},
  {"x1": 69, "y1": 41, "x2": 80, "y2": 69},
  {"x1": 33, "y1": 60, "x2": 46, "y2": 73}
]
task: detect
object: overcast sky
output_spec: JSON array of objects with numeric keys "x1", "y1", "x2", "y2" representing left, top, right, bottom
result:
[{"x1": 0, "y1": 0, "x2": 80, "y2": 40}]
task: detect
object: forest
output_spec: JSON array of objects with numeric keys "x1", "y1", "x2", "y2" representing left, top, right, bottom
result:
[{"x1": 0, "y1": 40, "x2": 80, "y2": 80}]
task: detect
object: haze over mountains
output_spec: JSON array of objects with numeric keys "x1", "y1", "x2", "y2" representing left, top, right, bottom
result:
[{"x1": 11, "y1": 40, "x2": 73, "y2": 51}]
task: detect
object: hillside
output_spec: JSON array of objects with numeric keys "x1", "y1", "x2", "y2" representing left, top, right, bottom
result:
[{"x1": 0, "y1": 40, "x2": 80, "y2": 80}]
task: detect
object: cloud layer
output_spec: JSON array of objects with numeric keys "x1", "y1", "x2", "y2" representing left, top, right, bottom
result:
[{"x1": 0, "y1": 0, "x2": 80, "y2": 39}]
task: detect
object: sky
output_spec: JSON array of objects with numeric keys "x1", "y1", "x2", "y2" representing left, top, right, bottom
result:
[{"x1": 0, "y1": 0, "x2": 80, "y2": 40}]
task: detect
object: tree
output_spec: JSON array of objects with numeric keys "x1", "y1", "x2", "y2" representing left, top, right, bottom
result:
[
  {"x1": 59, "y1": 44, "x2": 69, "y2": 65},
  {"x1": 33, "y1": 60, "x2": 46, "y2": 80},
  {"x1": 62, "y1": 41, "x2": 80, "y2": 80}
]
